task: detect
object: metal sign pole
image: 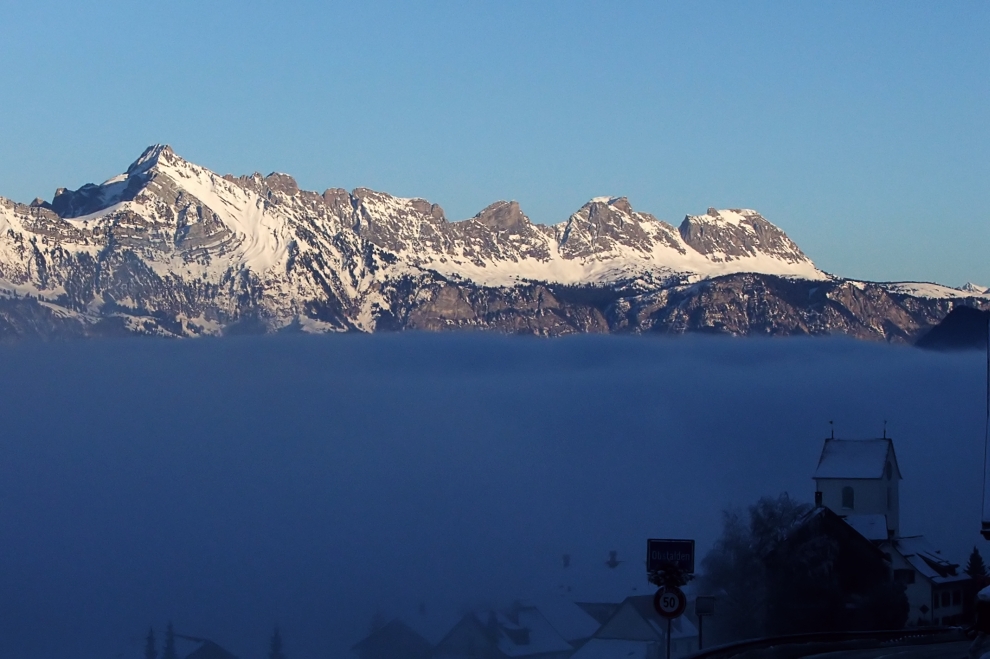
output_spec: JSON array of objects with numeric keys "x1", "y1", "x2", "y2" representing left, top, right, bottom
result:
[{"x1": 647, "y1": 537, "x2": 695, "y2": 659}]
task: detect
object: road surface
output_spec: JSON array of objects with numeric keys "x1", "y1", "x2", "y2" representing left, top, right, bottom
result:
[{"x1": 803, "y1": 640, "x2": 968, "y2": 658}]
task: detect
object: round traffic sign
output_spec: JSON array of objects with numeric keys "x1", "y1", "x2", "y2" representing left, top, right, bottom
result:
[{"x1": 653, "y1": 586, "x2": 687, "y2": 619}]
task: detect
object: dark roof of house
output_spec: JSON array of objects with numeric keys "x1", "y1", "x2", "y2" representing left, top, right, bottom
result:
[
  {"x1": 575, "y1": 602, "x2": 621, "y2": 626},
  {"x1": 351, "y1": 618, "x2": 432, "y2": 657},
  {"x1": 842, "y1": 514, "x2": 890, "y2": 541},
  {"x1": 769, "y1": 505, "x2": 890, "y2": 564},
  {"x1": 184, "y1": 640, "x2": 238, "y2": 659}
]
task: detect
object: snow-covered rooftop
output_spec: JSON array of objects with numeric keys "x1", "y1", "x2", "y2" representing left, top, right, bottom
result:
[
  {"x1": 617, "y1": 596, "x2": 698, "y2": 641},
  {"x1": 518, "y1": 596, "x2": 601, "y2": 643},
  {"x1": 843, "y1": 514, "x2": 889, "y2": 541},
  {"x1": 814, "y1": 438, "x2": 898, "y2": 480},
  {"x1": 893, "y1": 536, "x2": 967, "y2": 584},
  {"x1": 495, "y1": 607, "x2": 573, "y2": 657}
]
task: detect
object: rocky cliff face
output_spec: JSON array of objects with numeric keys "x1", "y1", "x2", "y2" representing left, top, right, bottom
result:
[{"x1": 0, "y1": 145, "x2": 983, "y2": 341}]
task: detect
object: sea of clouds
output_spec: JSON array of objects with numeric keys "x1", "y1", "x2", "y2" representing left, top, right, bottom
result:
[{"x1": 0, "y1": 333, "x2": 984, "y2": 659}]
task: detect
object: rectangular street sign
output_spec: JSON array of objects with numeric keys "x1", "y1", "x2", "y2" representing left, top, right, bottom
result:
[
  {"x1": 646, "y1": 538, "x2": 695, "y2": 574},
  {"x1": 695, "y1": 596, "x2": 715, "y2": 617}
]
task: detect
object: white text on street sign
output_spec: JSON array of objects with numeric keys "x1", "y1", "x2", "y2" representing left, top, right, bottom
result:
[{"x1": 646, "y1": 538, "x2": 695, "y2": 574}]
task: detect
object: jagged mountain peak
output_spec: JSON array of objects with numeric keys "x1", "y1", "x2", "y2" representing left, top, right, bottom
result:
[
  {"x1": 23, "y1": 146, "x2": 824, "y2": 285},
  {"x1": 1, "y1": 144, "x2": 982, "y2": 342},
  {"x1": 126, "y1": 143, "x2": 176, "y2": 176},
  {"x1": 690, "y1": 207, "x2": 778, "y2": 228},
  {"x1": 960, "y1": 282, "x2": 989, "y2": 294},
  {"x1": 471, "y1": 200, "x2": 530, "y2": 232},
  {"x1": 352, "y1": 187, "x2": 446, "y2": 220},
  {"x1": 678, "y1": 207, "x2": 809, "y2": 265},
  {"x1": 584, "y1": 196, "x2": 634, "y2": 214},
  {"x1": 48, "y1": 144, "x2": 186, "y2": 218},
  {"x1": 263, "y1": 172, "x2": 300, "y2": 196}
]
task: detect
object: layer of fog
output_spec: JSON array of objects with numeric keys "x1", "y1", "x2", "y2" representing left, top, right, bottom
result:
[{"x1": 0, "y1": 333, "x2": 983, "y2": 659}]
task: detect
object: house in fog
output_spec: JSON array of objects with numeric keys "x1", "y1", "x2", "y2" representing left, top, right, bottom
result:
[
  {"x1": 813, "y1": 436, "x2": 970, "y2": 626},
  {"x1": 517, "y1": 597, "x2": 602, "y2": 648},
  {"x1": 176, "y1": 636, "x2": 238, "y2": 659},
  {"x1": 569, "y1": 595, "x2": 699, "y2": 659},
  {"x1": 764, "y1": 504, "x2": 893, "y2": 633},
  {"x1": 432, "y1": 605, "x2": 574, "y2": 659},
  {"x1": 351, "y1": 619, "x2": 432, "y2": 659},
  {"x1": 887, "y1": 535, "x2": 969, "y2": 626}
]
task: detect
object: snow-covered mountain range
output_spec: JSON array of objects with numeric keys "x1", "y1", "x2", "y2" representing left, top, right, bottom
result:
[{"x1": 0, "y1": 145, "x2": 984, "y2": 341}]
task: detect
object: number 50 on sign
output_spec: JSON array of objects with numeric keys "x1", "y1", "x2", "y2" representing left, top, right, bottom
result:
[{"x1": 652, "y1": 586, "x2": 686, "y2": 619}]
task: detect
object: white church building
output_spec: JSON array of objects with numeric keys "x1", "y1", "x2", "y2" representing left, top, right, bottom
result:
[{"x1": 813, "y1": 437, "x2": 969, "y2": 626}]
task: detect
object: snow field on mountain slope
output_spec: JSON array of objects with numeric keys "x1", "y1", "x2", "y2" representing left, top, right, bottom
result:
[
  {"x1": 0, "y1": 200, "x2": 17, "y2": 235},
  {"x1": 364, "y1": 196, "x2": 824, "y2": 287},
  {"x1": 416, "y1": 221, "x2": 826, "y2": 287},
  {"x1": 686, "y1": 208, "x2": 758, "y2": 229},
  {"x1": 157, "y1": 159, "x2": 290, "y2": 275},
  {"x1": 881, "y1": 282, "x2": 990, "y2": 299}
]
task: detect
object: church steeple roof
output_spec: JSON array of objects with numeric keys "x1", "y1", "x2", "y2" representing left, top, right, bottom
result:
[{"x1": 813, "y1": 438, "x2": 900, "y2": 480}]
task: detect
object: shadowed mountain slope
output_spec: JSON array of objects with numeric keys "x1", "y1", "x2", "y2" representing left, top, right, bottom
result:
[{"x1": 916, "y1": 306, "x2": 990, "y2": 350}]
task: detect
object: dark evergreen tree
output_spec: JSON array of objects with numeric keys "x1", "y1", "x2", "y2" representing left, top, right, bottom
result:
[
  {"x1": 966, "y1": 546, "x2": 987, "y2": 578},
  {"x1": 144, "y1": 627, "x2": 158, "y2": 659},
  {"x1": 162, "y1": 622, "x2": 178, "y2": 659},
  {"x1": 269, "y1": 626, "x2": 286, "y2": 659}
]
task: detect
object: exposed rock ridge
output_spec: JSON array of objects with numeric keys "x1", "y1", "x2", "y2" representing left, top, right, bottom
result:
[{"x1": 0, "y1": 144, "x2": 982, "y2": 341}]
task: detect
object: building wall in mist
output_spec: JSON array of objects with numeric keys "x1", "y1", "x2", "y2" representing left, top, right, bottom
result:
[
  {"x1": 884, "y1": 547, "x2": 966, "y2": 625},
  {"x1": 815, "y1": 467, "x2": 899, "y2": 536},
  {"x1": 887, "y1": 548, "x2": 933, "y2": 625}
]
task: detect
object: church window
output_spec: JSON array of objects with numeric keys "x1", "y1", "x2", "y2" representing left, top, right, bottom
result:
[
  {"x1": 886, "y1": 461, "x2": 893, "y2": 479},
  {"x1": 842, "y1": 486, "x2": 854, "y2": 509}
]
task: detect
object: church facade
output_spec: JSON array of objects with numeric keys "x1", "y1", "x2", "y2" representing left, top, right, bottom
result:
[{"x1": 813, "y1": 437, "x2": 969, "y2": 626}]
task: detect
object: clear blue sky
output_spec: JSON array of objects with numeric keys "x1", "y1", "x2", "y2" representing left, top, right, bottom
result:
[{"x1": 0, "y1": 1, "x2": 986, "y2": 285}]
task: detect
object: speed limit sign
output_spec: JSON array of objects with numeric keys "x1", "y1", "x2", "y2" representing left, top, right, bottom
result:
[{"x1": 653, "y1": 586, "x2": 687, "y2": 619}]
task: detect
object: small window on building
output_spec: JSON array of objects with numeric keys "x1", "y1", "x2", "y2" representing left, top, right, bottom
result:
[
  {"x1": 842, "y1": 486, "x2": 855, "y2": 509},
  {"x1": 934, "y1": 594, "x2": 940, "y2": 609},
  {"x1": 887, "y1": 487, "x2": 892, "y2": 510},
  {"x1": 894, "y1": 569, "x2": 915, "y2": 584},
  {"x1": 942, "y1": 591, "x2": 951, "y2": 607},
  {"x1": 886, "y1": 460, "x2": 893, "y2": 480},
  {"x1": 954, "y1": 590, "x2": 962, "y2": 605}
]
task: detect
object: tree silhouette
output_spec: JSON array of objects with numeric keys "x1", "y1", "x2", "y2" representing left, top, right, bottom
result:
[
  {"x1": 162, "y1": 622, "x2": 178, "y2": 659},
  {"x1": 966, "y1": 546, "x2": 987, "y2": 578},
  {"x1": 269, "y1": 625, "x2": 286, "y2": 659},
  {"x1": 144, "y1": 627, "x2": 158, "y2": 659},
  {"x1": 697, "y1": 493, "x2": 810, "y2": 642}
]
